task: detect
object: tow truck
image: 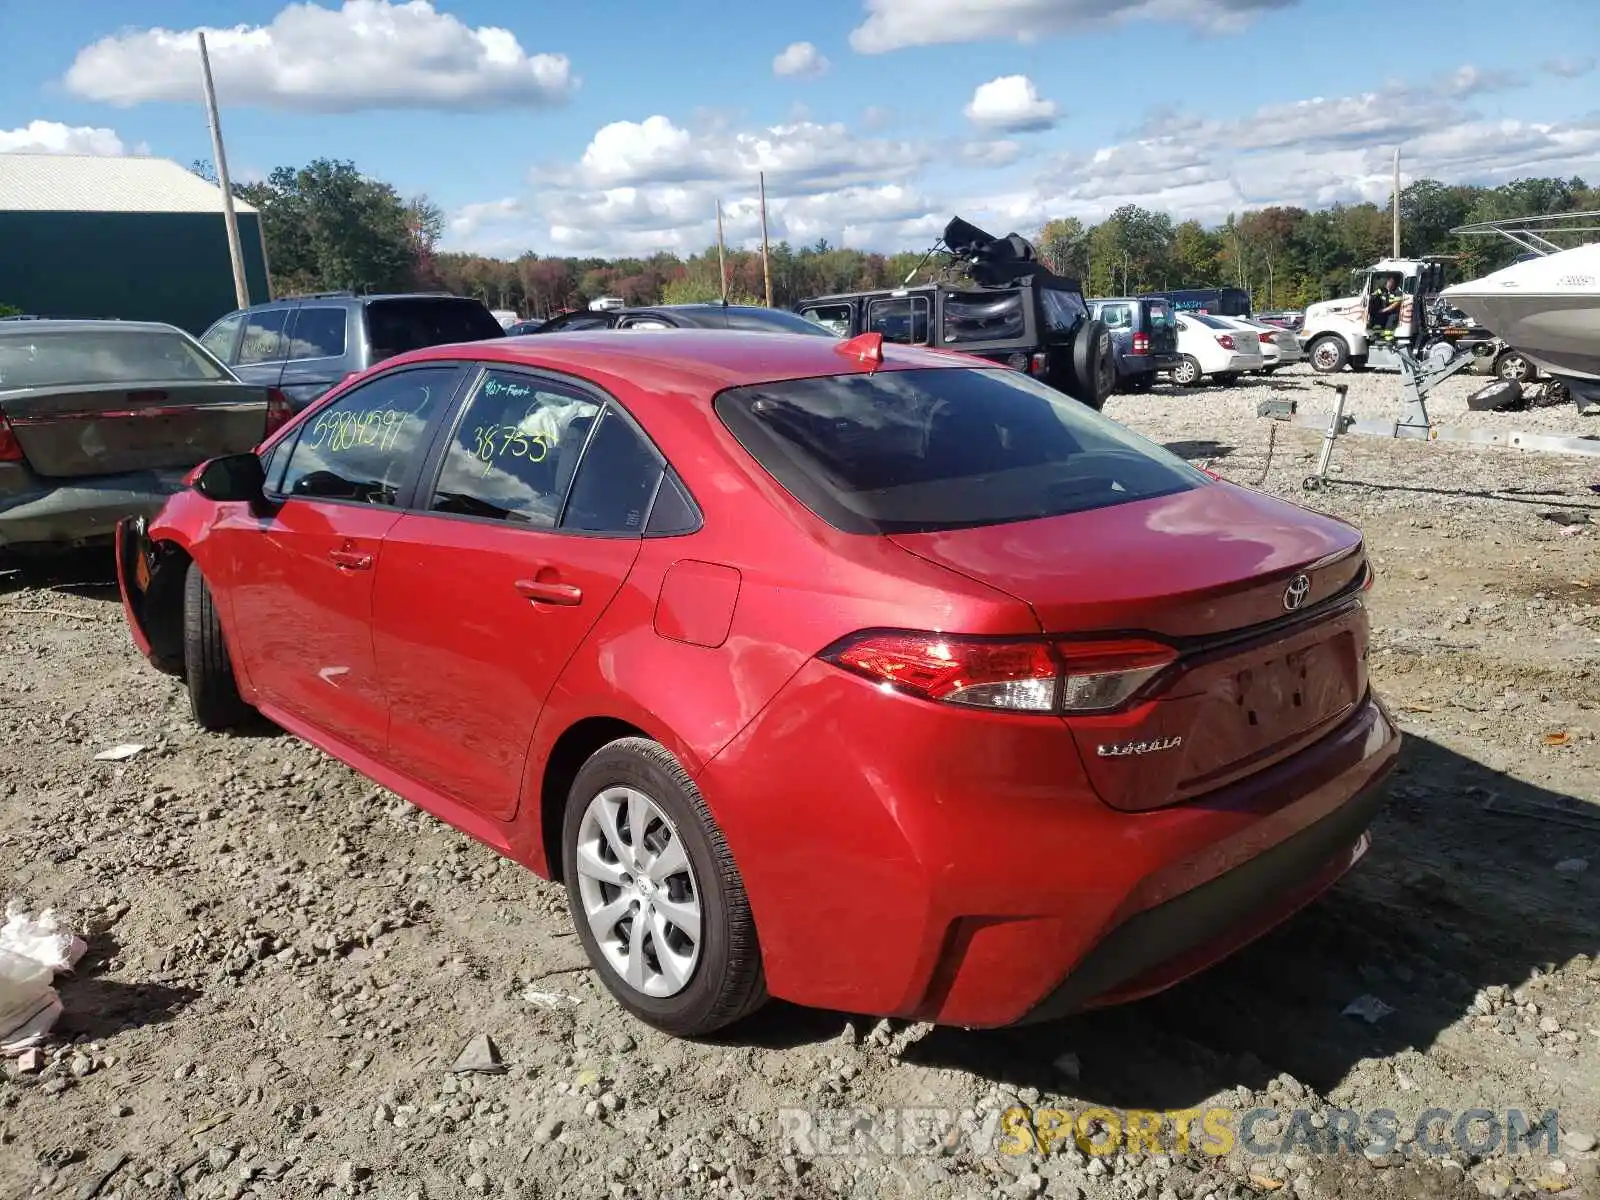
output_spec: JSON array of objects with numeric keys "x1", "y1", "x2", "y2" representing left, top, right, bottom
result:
[{"x1": 1299, "y1": 257, "x2": 1469, "y2": 374}]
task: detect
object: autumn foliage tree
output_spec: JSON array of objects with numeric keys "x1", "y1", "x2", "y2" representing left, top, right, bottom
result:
[{"x1": 196, "y1": 161, "x2": 1597, "y2": 316}]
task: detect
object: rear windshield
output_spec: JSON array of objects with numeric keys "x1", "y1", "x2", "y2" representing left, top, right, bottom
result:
[
  {"x1": 0, "y1": 329, "x2": 227, "y2": 389},
  {"x1": 942, "y1": 291, "x2": 1025, "y2": 344},
  {"x1": 1188, "y1": 312, "x2": 1231, "y2": 329},
  {"x1": 714, "y1": 366, "x2": 1204, "y2": 534},
  {"x1": 1147, "y1": 301, "x2": 1173, "y2": 328},
  {"x1": 364, "y1": 299, "x2": 505, "y2": 359},
  {"x1": 723, "y1": 308, "x2": 840, "y2": 336}
]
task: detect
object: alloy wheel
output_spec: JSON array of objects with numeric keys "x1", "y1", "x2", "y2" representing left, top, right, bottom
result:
[{"x1": 574, "y1": 785, "x2": 702, "y2": 997}]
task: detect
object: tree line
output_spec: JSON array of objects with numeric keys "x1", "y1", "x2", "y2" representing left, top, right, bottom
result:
[{"x1": 195, "y1": 159, "x2": 1598, "y2": 317}]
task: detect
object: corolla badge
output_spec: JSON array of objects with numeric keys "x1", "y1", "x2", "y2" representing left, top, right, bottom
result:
[
  {"x1": 1282, "y1": 573, "x2": 1311, "y2": 612},
  {"x1": 1096, "y1": 736, "x2": 1183, "y2": 758}
]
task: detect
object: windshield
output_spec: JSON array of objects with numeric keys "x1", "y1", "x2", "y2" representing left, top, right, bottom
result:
[
  {"x1": 724, "y1": 308, "x2": 840, "y2": 336},
  {"x1": 714, "y1": 366, "x2": 1204, "y2": 535},
  {"x1": 0, "y1": 328, "x2": 229, "y2": 389}
]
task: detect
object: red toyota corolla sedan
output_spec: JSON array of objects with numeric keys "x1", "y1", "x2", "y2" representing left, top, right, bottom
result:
[{"x1": 115, "y1": 329, "x2": 1399, "y2": 1037}]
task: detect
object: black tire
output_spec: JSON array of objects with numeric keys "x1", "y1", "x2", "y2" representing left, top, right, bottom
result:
[
  {"x1": 1171, "y1": 355, "x2": 1203, "y2": 387},
  {"x1": 1066, "y1": 319, "x2": 1115, "y2": 409},
  {"x1": 1466, "y1": 379, "x2": 1524, "y2": 412},
  {"x1": 562, "y1": 737, "x2": 767, "y2": 1037},
  {"x1": 1308, "y1": 336, "x2": 1349, "y2": 373},
  {"x1": 1214, "y1": 373, "x2": 1240, "y2": 387},
  {"x1": 182, "y1": 564, "x2": 253, "y2": 731},
  {"x1": 1495, "y1": 350, "x2": 1535, "y2": 382}
]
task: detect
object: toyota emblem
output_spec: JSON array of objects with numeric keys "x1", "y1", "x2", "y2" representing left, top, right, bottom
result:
[{"x1": 1282, "y1": 573, "x2": 1312, "y2": 612}]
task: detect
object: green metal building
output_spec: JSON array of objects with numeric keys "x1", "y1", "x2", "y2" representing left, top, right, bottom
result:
[{"x1": 0, "y1": 153, "x2": 272, "y2": 335}]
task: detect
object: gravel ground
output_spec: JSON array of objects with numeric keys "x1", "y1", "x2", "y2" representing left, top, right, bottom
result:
[{"x1": 1, "y1": 364, "x2": 1598, "y2": 1200}]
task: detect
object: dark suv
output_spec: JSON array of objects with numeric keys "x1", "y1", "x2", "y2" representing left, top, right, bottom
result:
[
  {"x1": 797, "y1": 280, "x2": 1114, "y2": 408},
  {"x1": 198, "y1": 292, "x2": 505, "y2": 410},
  {"x1": 1087, "y1": 297, "x2": 1180, "y2": 392}
]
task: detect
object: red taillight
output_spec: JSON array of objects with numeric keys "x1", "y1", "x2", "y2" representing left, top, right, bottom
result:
[
  {"x1": 820, "y1": 632, "x2": 1178, "y2": 714},
  {"x1": 0, "y1": 412, "x2": 22, "y2": 463},
  {"x1": 264, "y1": 388, "x2": 293, "y2": 438},
  {"x1": 1257, "y1": 331, "x2": 1276, "y2": 344},
  {"x1": 1216, "y1": 334, "x2": 1236, "y2": 350},
  {"x1": 1131, "y1": 332, "x2": 1150, "y2": 355}
]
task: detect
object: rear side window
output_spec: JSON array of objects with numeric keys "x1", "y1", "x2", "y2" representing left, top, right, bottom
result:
[
  {"x1": 866, "y1": 297, "x2": 929, "y2": 345},
  {"x1": 714, "y1": 367, "x2": 1204, "y2": 535},
  {"x1": 801, "y1": 305, "x2": 853, "y2": 335},
  {"x1": 560, "y1": 410, "x2": 663, "y2": 534},
  {"x1": 428, "y1": 369, "x2": 599, "y2": 527},
  {"x1": 1098, "y1": 303, "x2": 1133, "y2": 330},
  {"x1": 942, "y1": 291, "x2": 1024, "y2": 343},
  {"x1": 278, "y1": 366, "x2": 456, "y2": 505},
  {"x1": 0, "y1": 329, "x2": 227, "y2": 388},
  {"x1": 239, "y1": 309, "x2": 290, "y2": 364},
  {"x1": 286, "y1": 307, "x2": 348, "y2": 361},
  {"x1": 1041, "y1": 289, "x2": 1087, "y2": 334},
  {"x1": 364, "y1": 299, "x2": 505, "y2": 360}
]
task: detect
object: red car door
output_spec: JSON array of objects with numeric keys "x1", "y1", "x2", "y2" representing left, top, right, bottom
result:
[
  {"x1": 222, "y1": 365, "x2": 464, "y2": 758},
  {"x1": 371, "y1": 367, "x2": 663, "y2": 820}
]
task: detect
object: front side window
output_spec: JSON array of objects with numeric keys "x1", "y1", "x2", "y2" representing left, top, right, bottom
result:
[
  {"x1": 942, "y1": 290, "x2": 1025, "y2": 343},
  {"x1": 866, "y1": 297, "x2": 930, "y2": 345},
  {"x1": 239, "y1": 309, "x2": 290, "y2": 364},
  {"x1": 199, "y1": 313, "x2": 244, "y2": 362},
  {"x1": 286, "y1": 307, "x2": 349, "y2": 361},
  {"x1": 715, "y1": 366, "x2": 1204, "y2": 535},
  {"x1": 429, "y1": 370, "x2": 600, "y2": 526},
  {"x1": 277, "y1": 367, "x2": 456, "y2": 505}
]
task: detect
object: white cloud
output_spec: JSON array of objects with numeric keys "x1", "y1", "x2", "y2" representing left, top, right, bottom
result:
[
  {"x1": 773, "y1": 41, "x2": 830, "y2": 79},
  {"x1": 444, "y1": 64, "x2": 1600, "y2": 260},
  {"x1": 964, "y1": 75, "x2": 1059, "y2": 132},
  {"x1": 0, "y1": 120, "x2": 133, "y2": 156},
  {"x1": 1543, "y1": 55, "x2": 1595, "y2": 79},
  {"x1": 849, "y1": 0, "x2": 1294, "y2": 53},
  {"x1": 563, "y1": 115, "x2": 929, "y2": 194},
  {"x1": 63, "y1": 0, "x2": 575, "y2": 113}
]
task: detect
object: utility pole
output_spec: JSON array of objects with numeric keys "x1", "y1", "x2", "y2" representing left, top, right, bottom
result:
[
  {"x1": 1392, "y1": 146, "x2": 1402, "y2": 258},
  {"x1": 759, "y1": 172, "x2": 773, "y2": 308},
  {"x1": 715, "y1": 200, "x2": 728, "y2": 302},
  {"x1": 198, "y1": 32, "x2": 250, "y2": 309}
]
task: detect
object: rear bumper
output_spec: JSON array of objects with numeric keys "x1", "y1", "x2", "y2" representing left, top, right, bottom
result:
[
  {"x1": 700, "y1": 661, "x2": 1400, "y2": 1028},
  {"x1": 0, "y1": 469, "x2": 188, "y2": 550}
]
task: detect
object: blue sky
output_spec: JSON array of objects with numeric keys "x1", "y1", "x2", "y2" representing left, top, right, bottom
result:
[{"x1": 2, "y1": 0, "x2": 1597, "y2": 258}]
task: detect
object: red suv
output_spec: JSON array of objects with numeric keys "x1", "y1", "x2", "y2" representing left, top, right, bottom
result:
[{"x1": 116, "y1": 329, "x2": 1399, "y2": 1037}]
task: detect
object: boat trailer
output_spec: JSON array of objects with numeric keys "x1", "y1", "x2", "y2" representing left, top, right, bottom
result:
[{"x1": 1257, "y1": 344, "x2": 1600, "y2": 492}]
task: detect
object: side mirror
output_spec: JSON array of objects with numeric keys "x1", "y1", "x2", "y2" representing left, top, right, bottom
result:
[{"x1": 193, "y1": 452, "x2": 267, "y2": 507}]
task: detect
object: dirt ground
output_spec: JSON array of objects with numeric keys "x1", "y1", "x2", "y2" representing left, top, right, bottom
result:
[{"x1": 1, "y1": 364, "x2": 1597, "y2": 1200}]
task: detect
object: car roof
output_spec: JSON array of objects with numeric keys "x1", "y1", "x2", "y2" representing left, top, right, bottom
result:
[
  {"x1": 380, "y1": 328, "x2": 973, "y2": 391},
  {"x1": 0, "y1": 318, "x2": 186, "y2": 336}
]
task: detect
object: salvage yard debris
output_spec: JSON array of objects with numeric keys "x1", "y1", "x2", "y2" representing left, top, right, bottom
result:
[{"x1": 0, "y1": 905, "x2": 87, "y2": 1051}]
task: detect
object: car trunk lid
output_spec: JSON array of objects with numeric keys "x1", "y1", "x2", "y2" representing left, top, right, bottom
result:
[
  {"x1": 0, "y1": 381, "x2": 269, "y2": 478},
  {"x1": 890, "y1": 483, "x2": 1370, "y2": 811}
]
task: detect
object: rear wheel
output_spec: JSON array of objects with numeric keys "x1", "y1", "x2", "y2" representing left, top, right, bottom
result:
[
  {"x1": 1308, "y1": 337, "x2": 1349, "y2": 373},
  {"x1": 562, "y1": 738, "x2": 767, "y2": 1037},
  {"x1": 1171, "y1": 355, "x2": 1203, "y2": 387},
  {"x1": 182, "y1": 564, "x2": 253, "y2": 731},
  {"x1": 1214, "y1": 373, "x2": 1241, "y2": 387}
]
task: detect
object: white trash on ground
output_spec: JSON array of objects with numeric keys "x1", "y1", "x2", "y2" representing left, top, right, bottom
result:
[{"x1": 0, "y1": 905, "x2": 88, "y2": 1052}]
